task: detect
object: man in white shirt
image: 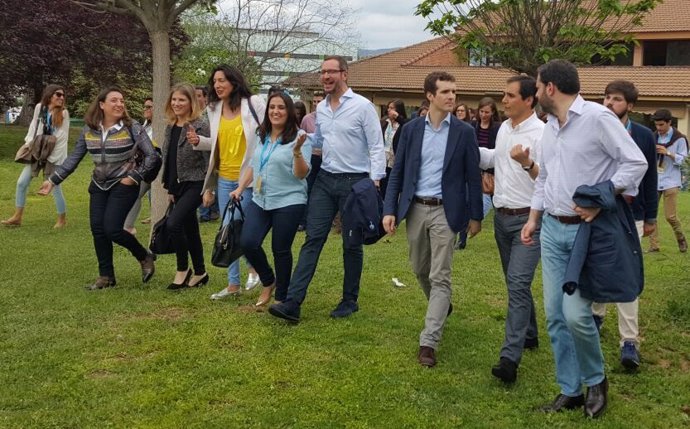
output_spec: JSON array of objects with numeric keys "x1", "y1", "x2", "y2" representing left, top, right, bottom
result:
[{"x1": 478, "y1": 75, "x2": 544, "y2": 383}]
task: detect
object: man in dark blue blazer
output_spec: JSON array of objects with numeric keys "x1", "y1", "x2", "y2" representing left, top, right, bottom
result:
[
  {"x1": 383, "y1": 71, "x2": 483, "y2": 368},
  {"x1": 592, "y1": 80, "x2": 658, "y2": 371}
]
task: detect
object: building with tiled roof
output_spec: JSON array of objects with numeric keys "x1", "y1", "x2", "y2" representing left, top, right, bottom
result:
[{"x1": 286, "y1": 0, "x2": 690, "y2": 133}]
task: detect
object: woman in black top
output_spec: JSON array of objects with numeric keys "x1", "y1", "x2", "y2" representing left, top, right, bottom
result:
[
  {"x1": 474, "y1": 97, "x2": 500, "y2": 217},
  {"x1": 161, "y1": 83, "x2": 211, "y2": 289}
]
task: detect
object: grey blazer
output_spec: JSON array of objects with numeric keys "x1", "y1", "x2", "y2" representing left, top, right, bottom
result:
[{"x1": 161, "y1": 117, "x2": 210, "y2": 188}]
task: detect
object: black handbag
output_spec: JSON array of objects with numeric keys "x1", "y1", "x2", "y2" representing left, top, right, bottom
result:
[
  {"x1": 211, "y1": 198, "x2": 245, "y2": 268},
  {"x1": 149, "y1": 203, "x2": 176, "y2": 254}
]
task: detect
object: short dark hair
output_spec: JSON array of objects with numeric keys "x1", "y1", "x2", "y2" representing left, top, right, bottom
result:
[
  {"x1": 207, "y1": 64, "x2": 253, "y2": 111},
  {"x1": 537, "y1": 60, "x2": 580, "y2": 95},
  {"x1": 323, "y1": 55, "x2": 348, "y2": 72},
  {"x1": 652, "y1": 108, "x2": 673, "y2": 122},
  {"x1": 604, "y1": 80, "x2": 638, "y2": 104},
  {"x1": 194, "y1": 86, "x2": 208, "y2": 97},
  {"x1": 144, "y1": 97, "x2": 153, "y2": 103},
  {"x1": 423, "y1": 71, "x2": 455, "y2": 96},
  {"x1": 507, "y1": 75, "x2": 538, "y2": 108},
  {"x1": 258, "y1": 92, "x2": 299, "y2": 145}
]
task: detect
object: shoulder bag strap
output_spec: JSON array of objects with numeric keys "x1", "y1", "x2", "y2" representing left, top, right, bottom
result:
[{"x1": 247, "y1": 98, "x2": 260, "y2": 125}]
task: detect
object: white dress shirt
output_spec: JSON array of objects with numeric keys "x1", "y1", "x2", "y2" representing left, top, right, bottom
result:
[
  {"x1": 531, "y1": 95, "x2": 647, "y2": 216},
  {"x1": 479, "y1": 112, "x2": 544, "y2": 209}
]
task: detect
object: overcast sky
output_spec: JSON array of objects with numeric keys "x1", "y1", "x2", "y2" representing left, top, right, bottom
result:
[{"x1": 350, "y1": 0, "x2": 436, "y2": 50}]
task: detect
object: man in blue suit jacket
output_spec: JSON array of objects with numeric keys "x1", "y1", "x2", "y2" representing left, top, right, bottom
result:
[
  {"x1": 592, "y1": 80, "x2": 658, "y2": 371},
  {"x1": 383, "y1": 71, "x2": 483, "y2": 368}
]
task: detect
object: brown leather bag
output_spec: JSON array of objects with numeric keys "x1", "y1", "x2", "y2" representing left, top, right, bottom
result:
[{"x1": 481, "y1": 172, "x2": 495, "y2": 195}]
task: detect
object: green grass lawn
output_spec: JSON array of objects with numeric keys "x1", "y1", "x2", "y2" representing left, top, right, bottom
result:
[{"x1": 1, "y1": 124, "x2": 689, "y2": 428}]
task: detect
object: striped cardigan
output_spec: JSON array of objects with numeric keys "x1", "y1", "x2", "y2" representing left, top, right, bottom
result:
[{"x1": 50, "y1": 120, "x2": 158, "y2": 190}]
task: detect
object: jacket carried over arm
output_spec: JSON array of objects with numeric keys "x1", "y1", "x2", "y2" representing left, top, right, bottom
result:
[{"x1": 563, "y1": 180, "x2": 644, "y2": 303}]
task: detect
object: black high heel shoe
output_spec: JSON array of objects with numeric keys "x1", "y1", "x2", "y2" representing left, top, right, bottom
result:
[
  {"x1": 187, "y1": 273, "x2": 209, "y2": 288},
  {"x1": 167, "y1": 269, "x2": 192, "y2": 290}
]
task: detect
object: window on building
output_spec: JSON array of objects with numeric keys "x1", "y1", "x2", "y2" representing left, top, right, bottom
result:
[{"x1": 643, "y1": 40, "x2": 690, "y2": 66}]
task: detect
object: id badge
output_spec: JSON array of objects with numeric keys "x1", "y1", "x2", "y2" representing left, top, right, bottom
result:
[{"x1": 255, "y1": 176, "x2": 262, "y2": 193}]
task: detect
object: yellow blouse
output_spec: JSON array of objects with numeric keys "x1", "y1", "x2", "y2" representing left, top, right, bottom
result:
[{"x1": 217, "y1": 114, "x2": 246, "y2": 180}]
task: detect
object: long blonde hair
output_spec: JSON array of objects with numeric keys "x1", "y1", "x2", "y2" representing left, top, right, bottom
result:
[{"x1": 165, "y1": 83, "x2": 201, "y2": 124}]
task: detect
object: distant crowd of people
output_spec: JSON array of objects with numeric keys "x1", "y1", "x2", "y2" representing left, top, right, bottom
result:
[{"x1": 3, "y1": 56, "x2": 688, "y2": 420}]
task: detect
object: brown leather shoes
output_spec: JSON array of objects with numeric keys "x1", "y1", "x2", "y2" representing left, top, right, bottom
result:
[
  {"x1": 86, "y1": 276, "x2": 116, "y2": 290},
  {"x1": 678, "y1": 236, "x2": 688, "y2": 253},
  {"x1": 418, "y1": 346, "x2": 436, "y2": 367}
]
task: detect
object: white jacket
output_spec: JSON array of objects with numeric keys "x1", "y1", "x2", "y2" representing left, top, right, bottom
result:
[
  {"x1": 199, "y1": 95, "x2": 266, "y2": 193},
  {"x1": 24, "y1": 103, "x2": 70, "y2": 165}
]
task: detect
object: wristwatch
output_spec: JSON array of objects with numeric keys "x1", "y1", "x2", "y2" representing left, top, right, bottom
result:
[{"x1": 522, "y1": 161, "x2": 535, "y2": 171}]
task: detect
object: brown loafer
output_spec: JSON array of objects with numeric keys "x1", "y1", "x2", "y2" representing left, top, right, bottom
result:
[
  {"x1": 86, "y1": 276, "x2": 116, "y2": 290},
  {"x1": 678, "y1": 236, "x2": 688, "y2": 253},
  {"x1": 418, "y1": 346, "x2": 436, "y2": 367}
]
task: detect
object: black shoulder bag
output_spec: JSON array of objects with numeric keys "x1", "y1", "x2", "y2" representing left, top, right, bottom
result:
[{"x1": 211, "y1": 198, "x2": 245, "y2": 268}]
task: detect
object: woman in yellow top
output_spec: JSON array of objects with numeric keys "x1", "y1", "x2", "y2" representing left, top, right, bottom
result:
[{"x1": 195, "y1": 64, "x2": 265, "y2": 299}]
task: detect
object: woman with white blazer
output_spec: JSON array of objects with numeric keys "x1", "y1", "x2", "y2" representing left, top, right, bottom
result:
[{"x1": 195, "y1": 64, "x2": 266, "y2": 300}]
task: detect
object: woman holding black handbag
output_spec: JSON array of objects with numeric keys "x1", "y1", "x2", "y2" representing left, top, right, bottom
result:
[
  {"x1": 229, "y1": 91, "x2": 311, "y2": 307},
  {"x1": 160, "y1": 83, "x2": 211, "y2": 290},
  {"x1": 2, "y1": 85, "x2": 70, "y2": 228},
  {"x1": 37, "y1": 86, "x2": 159, "y2": 290},
  {"x1": 194, "y1": 64, "x2": 266, "y2": 300}
]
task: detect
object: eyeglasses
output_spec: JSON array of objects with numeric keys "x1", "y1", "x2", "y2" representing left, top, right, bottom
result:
[
  {"x1": 54, "y1": 92, "x2": 65, "y2": 98},
  {"x1": 320, "y1": 69, "x2": 344, "y2": 76},
  {"x1": 143, "y1": 105, "x2": 153, "y2": 110}
]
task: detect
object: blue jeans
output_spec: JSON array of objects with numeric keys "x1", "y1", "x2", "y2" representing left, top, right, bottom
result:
[
  {"x1": 16, "y1": 165, "x2": 66, "y2": 214},
  {"x1": 240, "y1": 201, "x2": 305, "y2": 302},
  {"x1": 217, "y1": 177, "x2": 253, "y2": 286},
  {"x1": 541, "y1": 215, "x2": 605, "y2": 396},
  {"x1": 482, "y1": 193, "x2": 493, "y2": 218},
  {"x1": 286, "y1": 170, "x2": 368, "y2": 306}
]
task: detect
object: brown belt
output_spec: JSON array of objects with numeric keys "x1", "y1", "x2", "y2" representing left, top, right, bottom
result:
[
  {"x1": 414, "y1": 196, "x2": 443, "y2": 206},
  {"x1": 549, "y1": 214, "x2": 582, "y2": 225},
  {"x1": 496, "y1": 207, "x2": 530, "y2": 216}
]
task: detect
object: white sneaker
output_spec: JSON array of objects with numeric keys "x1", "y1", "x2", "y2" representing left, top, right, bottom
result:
[
  {"x1": 210, "y1": 286, "x2": 241, "y2": 300},
  {"x1": 245, "y1": 273, "x2": 260, "y2": 291}
]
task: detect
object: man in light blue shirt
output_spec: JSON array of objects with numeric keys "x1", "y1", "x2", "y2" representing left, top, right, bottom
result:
[
  {"x1": 521, "y1": 60, "x2": 647, "y2": 419},
  {"x1": 382, "y1": 71, "x2": 483, "y2": 367},
  {"x1": 648, "y1": 108, "x2": 688, "y2": 252},
  {"x1": 269, "y1": 55, "x2": 385, "y2": 323}
]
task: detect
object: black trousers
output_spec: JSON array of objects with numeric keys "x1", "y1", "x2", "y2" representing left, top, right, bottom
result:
[
  {"x1": 167, "y1": 181, "x2": 205, "y2": 273},
  {"x1": 89, "y1": 181, "x2": 148, "y2": 279}
]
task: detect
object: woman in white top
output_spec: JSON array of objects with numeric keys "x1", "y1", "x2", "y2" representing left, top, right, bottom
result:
[
  {"x1": 193, "y1": 64, "x2": 266, "y2": 300},
  {"x1": 2, "y1": 84, "x2": 70, "y2": 228}
]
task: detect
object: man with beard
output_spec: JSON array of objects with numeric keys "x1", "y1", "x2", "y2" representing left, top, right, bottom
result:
[
  {"x1": 591, "y1": 80, "x2": 657, "y2": 371},
  {"x1": 521, "y1": 60, "x2": 647, "y2": 418},
  {"x1": 268, "y1": 56, "x2": 385, "y2": 323}
]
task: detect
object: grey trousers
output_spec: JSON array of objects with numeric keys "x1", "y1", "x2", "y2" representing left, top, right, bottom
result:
[
  {"x1": 494, "y1": 211, "x2": 541, "y2": 364},
  {"x1": 406, "y1": 202, "x2": 456, "y2": 349}
]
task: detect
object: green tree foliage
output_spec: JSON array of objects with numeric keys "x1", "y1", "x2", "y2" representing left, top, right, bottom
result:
[{"x1": 415, "y1": 0, "x2": 661, "y2": 76}]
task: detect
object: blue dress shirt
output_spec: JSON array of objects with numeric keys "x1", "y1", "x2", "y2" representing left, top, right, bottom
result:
[{"x1": 416, "y1": 113, "x2": 451, "y2": 198}]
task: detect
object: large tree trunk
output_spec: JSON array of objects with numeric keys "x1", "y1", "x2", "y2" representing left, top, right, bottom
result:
[
  {"x1": 148, "y1": 30, "x2": 172, "y2": 234},
  {"x1": 15, "y1": 90, "x2": 35, "y2": 126}
]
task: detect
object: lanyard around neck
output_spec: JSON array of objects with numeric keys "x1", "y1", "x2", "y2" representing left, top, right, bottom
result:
[{"x1": 259, "y1": 136, "x2": 281, "y2": 172}]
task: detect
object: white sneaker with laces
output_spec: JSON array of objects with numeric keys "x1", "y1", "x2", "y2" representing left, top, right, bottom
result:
[{"x1": 245, "y1": 273, "x2": 260, "y2": 291}]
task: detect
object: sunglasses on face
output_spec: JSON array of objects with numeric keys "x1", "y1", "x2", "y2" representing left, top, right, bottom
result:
[
  {"x1": 54, "y1": 92, "x2": 65, "y2": 98},
  {"x1": 144, "y1": 105, "x2": 153, "y2": 110}
]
